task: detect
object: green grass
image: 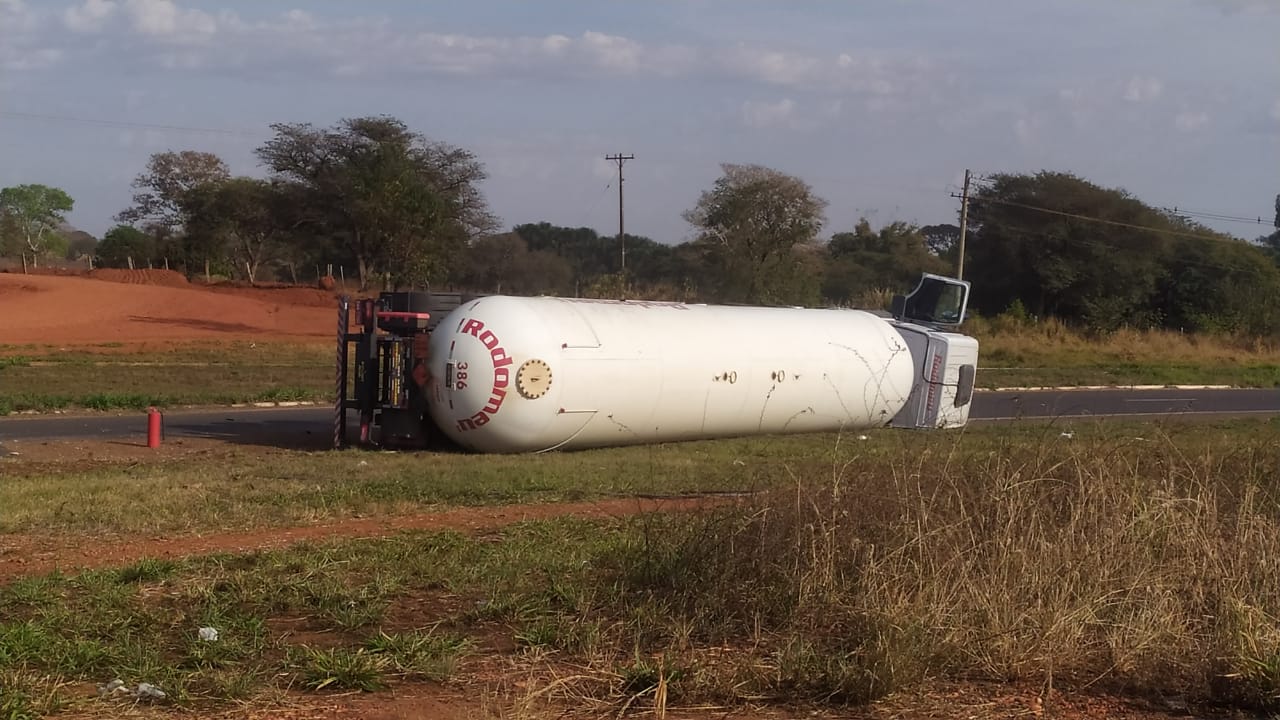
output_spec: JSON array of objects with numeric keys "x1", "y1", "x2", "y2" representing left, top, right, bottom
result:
[
  {"x1": 3, "y1": 419, "x2": 1278, "y2": 538},
  {"x1": 3, "y1": 417, "x2": 1280, "y2": 715},
  {"x1": 0, "y1": 431, "x2": 800, "y2": 536},
  {"x1": 4, "y1": 419, "x2": 1280, "y2": 715},
  {"x1": 0, "y1": 341, "x2": 331, "y2": 413},
  {"x1": 0, "y1": 539, "x2": 479, "y2": 709}
]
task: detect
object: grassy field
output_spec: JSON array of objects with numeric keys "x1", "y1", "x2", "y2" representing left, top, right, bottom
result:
[
  {"x1": 3, "y1": 419, "x2": 1280, "y2": 717},
  {"x1": 3, "y1": 318, "x2": 1280, "y2": 418},
  {"x1": 0, "y1": 341, "x2": 330, "y2": 414},
  {"x1": 970, "y1": 315, "x2": 1280, "y2": 387},
  {"x1": 2, "y1": 316, "x2": 1280, "y2": 714}
]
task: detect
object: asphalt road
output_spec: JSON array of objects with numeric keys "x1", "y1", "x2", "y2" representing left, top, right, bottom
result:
[
  {"x1": 0, "y1": 388, "x2": 1275, "y2": 452},
  {"x1": 969, "y1": 387, "x2": 1280, "y2": 422}
]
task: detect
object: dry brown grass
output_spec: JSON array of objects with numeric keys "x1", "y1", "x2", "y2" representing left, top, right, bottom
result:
[
  {"x1": 965, "y1": 315, "x2": 1280, "y2": 386},
  {"x1": 972, "y1": 314, "x2": 1280, "y2": 364},
  {"x1": 602, "y1": 425, "x2": 1280, "y2": 708}
]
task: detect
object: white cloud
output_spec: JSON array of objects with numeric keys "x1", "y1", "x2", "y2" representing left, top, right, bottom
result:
[
  {"x1": 0, "y1": 0, "x2": 36, "y2": 33},
  {"x1": 726, "y1": 48, "x2": 822, "y2": 87},
  {"x1": 542, "y1": 34, "x2": 571, "y2": 55},
  {"x1": 18, "y1": 3, "x2": 941, "y2": 103},
  {"x1": 742, "y1": 98, "x2": 797, "y2": 129},
  {"x1": 1013, "y1": 112, "x2": 1042, "y2": 146},
  {"x1": 580, "y1": 31, "x2": 643, "y2": 72},
  {"x1": 1, "y1": 0, "x2": 62, "y2": 71},
  {"x1": 124, "y1": 0, "x2": 216, "y2": 40},
  {"x1": 281, "y1": 9, "x2": 315, "y2": 31},
  {"x1": 717, "y1": 46, "x2": 931, "y2": 97},
  {"x1": 1199, "y1": 0, "x2": 1280, "y2": 13},
  {"x1": 591, "y1": 156, "x2": 616, "y2": 181},
  {"x1": 1123, "y1": 75, "x2": 1164, "y2": 103},
  {"x1": 1174, "y1": 110, "x2": 1209, "y2": 131},
  {"x1": 2, "y1": 47, "x2": 61, "y2": 71},
  {"x1": 63, "y1": 0, "x2": 117, "y2": 33}
]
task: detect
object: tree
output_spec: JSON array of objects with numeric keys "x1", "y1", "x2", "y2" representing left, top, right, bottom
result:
[
  {"x1": 919, "y1": 223, "x2": 961, "y2": 261},
  {"x1": 96, "y1": 225, "x2": 153, "y2": 268},
  {"x1": 183, "y1": 177, "x2": 293, "y2": 283},
  {"x1": 965, "y1": 171, "x2": 1172, "y2": 329},
  {"x1": 1260, "y1": 230, "x2": 1280, "y2": 265},
  {"x1": 683, "y1": 164, "x2": 827, "y2": 305},
  {"x1": 516, "y1": 223, "x2": 615, "y2": 280},
  {"x1": 458, "y1": 232, "x2": 575, "y2": 295},
  {"x1": 64, "y1": 229, "x2": 97, "y2": 261},
  {"x1": 0, "y1": 184, "x2": 74, "y2": 265},
  {"x1": 959, "y1": 170, "x2": 1280, "y2": 334},
  {"x1": 0, "y1": 209, "x2": 20, "y2": 257},
  {"x1": 1158, "y1": 233, "x2": 1280, "y2": 335},
  {"x1": 512, "y1": 222, "x2": 681, "y2": 293},
  {"x1": 256, "y1": 116, "x2": 497, "y2": 290},
  {"x1": 117, "y1": 151, "x2": 230, "y2": 236},
  {"x1": 824, "y1": 219, "x2": 949, "y2": 305}
]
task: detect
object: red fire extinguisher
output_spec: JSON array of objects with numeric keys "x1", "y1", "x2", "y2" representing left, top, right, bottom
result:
[{"x1": 147, "y1": 407, "x2": 163, "y2": 449}]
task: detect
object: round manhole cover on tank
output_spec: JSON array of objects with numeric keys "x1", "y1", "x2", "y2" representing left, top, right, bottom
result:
[{"x1": 516, "y1": 359, "x2": 553, "y2": 399}]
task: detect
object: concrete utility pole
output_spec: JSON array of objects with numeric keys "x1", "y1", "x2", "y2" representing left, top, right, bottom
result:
[
  {"x1": 606, "y1": 153, "x2": 634, "y2": 273},
  {"x1": 957, "y1": 169, "x2": 972, "y2": 280}
]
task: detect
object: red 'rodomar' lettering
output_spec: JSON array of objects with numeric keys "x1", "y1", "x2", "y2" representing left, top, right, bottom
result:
[{"x1": 454, "y1": 318, "x2": 515, "y2": 432}]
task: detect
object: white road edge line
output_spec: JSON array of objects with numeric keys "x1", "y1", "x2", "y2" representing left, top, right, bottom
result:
[
  {"x1": 980, "y1": 385, "x2": 1236, "y2": 392},
  {"x1": 971, "y1": 409, "x2": 1280, "y2": 421}
]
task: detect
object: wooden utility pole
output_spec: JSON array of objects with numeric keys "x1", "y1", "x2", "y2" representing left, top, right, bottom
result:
[
  {"x1": 957, "y1": 169, "x2": 971, "y2": 280},
  {"x1": 606, "y1": 153, "x2": 634, "y2": 273}
]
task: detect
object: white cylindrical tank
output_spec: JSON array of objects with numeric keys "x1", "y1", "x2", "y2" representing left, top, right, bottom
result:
[{"x1": 425, "y1": 296, "x2": 915, "y2": 453}]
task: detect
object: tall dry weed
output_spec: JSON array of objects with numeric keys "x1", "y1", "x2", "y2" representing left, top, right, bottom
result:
[
  {"x1": 608, "y1": 431, "x2": 1280, "y2": 707},
  {"x1": 967, "y1": 313, "x2": 1280, "y2": 366}
]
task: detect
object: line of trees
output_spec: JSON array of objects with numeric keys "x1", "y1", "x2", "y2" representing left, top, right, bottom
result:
[{"x1": 4, "y1": 113, "x2": 1280, "y2": 335}]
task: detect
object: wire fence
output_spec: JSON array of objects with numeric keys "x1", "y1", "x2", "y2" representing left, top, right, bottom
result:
[{"x1": 0, "y1": 255, "x2": 366, "y2": 291}]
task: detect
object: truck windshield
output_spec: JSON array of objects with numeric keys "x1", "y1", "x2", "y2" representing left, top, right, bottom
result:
[{"x1": 902, "y1": 275, "x2": 968, "y2": 325}]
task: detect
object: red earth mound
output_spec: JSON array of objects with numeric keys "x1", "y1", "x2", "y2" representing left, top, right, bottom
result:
[
  {"x1": 0, "y1": 272, "x2": 336, "y2": 345},
  {"x1": 87, "y1": 268, "x2": 191, "y2": 288}
]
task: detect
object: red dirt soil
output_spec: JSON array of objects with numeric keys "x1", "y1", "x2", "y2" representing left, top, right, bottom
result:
[
  {"x1": 87, "y1": 268, "x2": 192, "y2": 288},
  {"x1": 0, "y1": 271, "x2": 337, "y2": 345},
  {"x1": 0, "y1": 497, "x2": 721, "y2": 583}
]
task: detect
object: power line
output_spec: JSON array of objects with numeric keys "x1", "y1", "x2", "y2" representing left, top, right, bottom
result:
[
  {"x1": 954, "y1": 170, "x2": 1272, "y2": 230},
  {"x1": 954, "y1": 194, "x2": 1251, "y2": 244},
  {"x1": 577, "y1": 180, "x2": 613, "y2": 230},
  {"x1": 1163, "y1": 206, "x2": 1270, "y2": 227},
  {"x1": 992, "y1": 222, "x2": 1275, "y2": 279},
  {"x1": 0, "y1": 110, "x2": 262, "y2": 138}
]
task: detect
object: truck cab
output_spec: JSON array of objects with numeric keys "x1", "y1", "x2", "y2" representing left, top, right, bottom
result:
[{"x1": 886, "y1": 274, "x2": 979, "y2": 430}]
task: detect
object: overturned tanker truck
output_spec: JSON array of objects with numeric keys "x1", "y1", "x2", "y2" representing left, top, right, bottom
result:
[{"x1": 335, "y1": 274, "x2": 978, "y2": 453}]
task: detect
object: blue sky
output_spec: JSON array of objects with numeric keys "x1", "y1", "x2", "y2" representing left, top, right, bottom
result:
[{"x1": 1, "y1": 0, "x2": 1277, "y2": 244}]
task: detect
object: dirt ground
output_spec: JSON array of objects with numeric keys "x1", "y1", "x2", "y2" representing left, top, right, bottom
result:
[
  {"x1": 0, "y1": 272, "x2": 1233, "y2": 719},
  {"x1": 0, "y1": 494, "x2": 724, "y2": 583},
  {"x1": 0, "y1": 270, "x2": 338, "y2": 346}
]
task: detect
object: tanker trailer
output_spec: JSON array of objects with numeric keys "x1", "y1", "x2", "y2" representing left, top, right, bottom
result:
[{"x1": 422, "y1": 273, "x2": 977, "y2": 453}]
